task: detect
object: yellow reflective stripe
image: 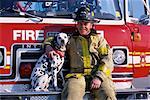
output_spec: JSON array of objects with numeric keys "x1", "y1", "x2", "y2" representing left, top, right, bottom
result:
[
  {"x1": 104, "y1": 69, "x2": 111, "y2": 77},
  {"x1": 145, "y1": 52, "x2": 150, "y2": 55},
  {"x1": 146, "y1": 64, "x2": 150, "y2": 66},
  {"x1": 42, "y1": 37, "x2": 54, "y2": 48},
  {"x1": 98, "y1": 47, "x2": 108, "y2": 56},
  {"x1": 65, "y1": 73, "x2": 83, "y2": 79},
  {"x1": 84, "y1": 69, "x2": 92, "y2": 75},
  {"x1": 127, "y1": 65, "x2": 133, "y2": 68},
  {"x1": 133, "y1": 52, "x2": 141, "y2": 55},
  {"x1": 91, "y1": 11, "x2": 95, "y2": 17},
  {"x1": 98, "y1": 65, "x2": 111, "y2": 77},
  {"x1": 80, "y1": 37, "x2": 91, "y2": 68}
]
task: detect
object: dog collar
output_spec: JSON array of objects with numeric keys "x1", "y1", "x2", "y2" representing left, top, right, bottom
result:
[{"x1": 54, "y1": 49, "x2": 65, "y2": 57}]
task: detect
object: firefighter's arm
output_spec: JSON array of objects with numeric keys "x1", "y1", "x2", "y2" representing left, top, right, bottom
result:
[
  {"x1": 42, "y1": 37, "x2": 54, "y2": 57},
  {"x1": 42, "y1": 37, "x2": 54, "y2": 48},
  {"x1": 94, "y1": 37, "x2": 114, "y2": 81}
]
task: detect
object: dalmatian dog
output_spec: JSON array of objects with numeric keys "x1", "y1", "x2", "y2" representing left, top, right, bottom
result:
[{"x1": 30, "y1": 32, "x2": 69, "y2": 91}]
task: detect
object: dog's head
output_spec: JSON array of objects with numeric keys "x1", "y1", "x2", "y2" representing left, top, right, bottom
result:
[{"x1": 55, "y1": 32, "x2": 69, "y2": 51}]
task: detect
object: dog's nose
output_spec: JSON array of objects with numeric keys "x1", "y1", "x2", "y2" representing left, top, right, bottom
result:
[{"x1": 61, "y1": 40, "x2": 64, "y2": 44}]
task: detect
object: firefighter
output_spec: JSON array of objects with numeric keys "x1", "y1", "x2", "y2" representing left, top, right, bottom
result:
[{"x1": 61, "y1": 5, "x2": 117, "y2": 100}]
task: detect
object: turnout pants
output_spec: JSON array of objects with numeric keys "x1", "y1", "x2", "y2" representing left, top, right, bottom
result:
[{"x1": 61, "y1": 76, "x2": 117, "y2": 100}]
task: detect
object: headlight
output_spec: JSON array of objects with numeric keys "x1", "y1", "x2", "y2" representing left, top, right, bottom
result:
[
  {"x1": 112, "y1": 47, "x2": 128, "y2": 65},
  {"x1": 113, "y1": 50, "x2": 125, "y2": 64},
  {"x1": 0, "y1": 47, "x2": 5, "y2": 66},
  {"x1": 0, "y1": 51, "x2": 3, "y2": 64}
]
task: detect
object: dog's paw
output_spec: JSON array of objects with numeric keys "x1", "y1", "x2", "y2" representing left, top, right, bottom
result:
[{"x1": 43, "y1": 89, "x2": 49, "y2": 92}]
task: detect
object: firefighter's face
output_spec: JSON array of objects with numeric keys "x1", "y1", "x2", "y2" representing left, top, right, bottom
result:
[{"x1": 77, "y1": 21, "x2": 93, "y2": 36}]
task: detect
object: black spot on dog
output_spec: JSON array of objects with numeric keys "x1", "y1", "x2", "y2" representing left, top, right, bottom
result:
[
  {"x1": 40, "y1": 69, "x2": 45, "y2": 72},
  {"x1": 33, "y1": 80, "x2": 36, "y2": 86},
  {"x1": 48, "y1": 67, "x2": 52, "y2": 72},
  {"x1": 48, "y1": 74, "x2": 52, "y2": 78},
  {"x1": 53, "y1": 67, "x2": 56, "y2": 70},
  {"x1": 43, "y1": 71, "x2": 46, "y2": 75},
  {"x1": 41, "y1": 60, "x2": 45, "y2": 63},
  {"x1": 38, "y1": 62, "x2": 41, "y2": 64},
  {"x1": 35, "y1": 69, "x2": 37, "y2": 72},
  {"x1": 40, "y1": 71, "x2": 43, "y2": 75},
  {"x1": 42, "y1": 65, "x2": 47, "y2": 68},
  {"x1": 46, "y1": 58, "x2": 49, "y2": 62},
  {"x1": 36, "y1": 83, "x2": 39, "y2": 86},
  {"x1": 43, "y1": 55, "x2": 46, "y2": 59},
  {"x1": 32, "y1": 74, "x2": 36, "y2": 78},
  {"x1": 36, "y1": 75, "x2": 40, "y2": 79},
  {"x1": 44, "y1": 85, "x2": 47, "y2": 89},
  {"x1": 57, "y1": 67, "x2": 59, "y2": 71}
]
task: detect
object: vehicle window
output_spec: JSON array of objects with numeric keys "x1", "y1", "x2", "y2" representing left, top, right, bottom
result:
[
  {"x1": 114, "y1": 0, "x2": 123, "y2": 19},
  {"x1": 128, "y1": 0, "x2": 146, "y2": 19},
  {"x1": 94, "y1": 0, "x2": 121, "y2": 20},
  {"x1": 119, "y1": 0, "x2": 124, "y2": 16},
  {"x1": 149, "y1": 0, "x2": 150, "y2": 9},
  {"x1": 0, "y1": 0, "x2": 122, "y2": 20}
]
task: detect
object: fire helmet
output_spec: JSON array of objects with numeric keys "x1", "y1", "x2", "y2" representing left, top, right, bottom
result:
[{"x1": 74, "y1": 6, "x2": 99, "y2": 23}]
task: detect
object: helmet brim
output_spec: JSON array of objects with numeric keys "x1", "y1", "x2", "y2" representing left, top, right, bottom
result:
[{"x1": 74, "y1": 18, "x2": 100, "y2": 23}]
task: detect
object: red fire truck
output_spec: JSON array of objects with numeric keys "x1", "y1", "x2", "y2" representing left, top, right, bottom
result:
[
  {"x1": 119, "y1": 0, "x2": 150, "y2": 89},
  {"x1": 0, "y1": 0, "x2": 150, "y2": 99}
]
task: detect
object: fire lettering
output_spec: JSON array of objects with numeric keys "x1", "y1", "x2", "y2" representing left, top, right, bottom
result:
[{"x1": 13, "y1": 30, "x2": 44, "y2": 41}]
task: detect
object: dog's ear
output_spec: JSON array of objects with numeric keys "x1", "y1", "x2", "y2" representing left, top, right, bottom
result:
[
  {"x1": 53, "y1": 33, "x2": 58, "y2": 42},
  {"x1": 54, "y1": 33, "x2": 58, "y2": 38},
  {"x1": 67, "y1": 33, "x2": 72, "y2": 40}
]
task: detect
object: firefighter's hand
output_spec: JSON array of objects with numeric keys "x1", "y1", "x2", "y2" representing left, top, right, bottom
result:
[
  {"x1": 90, "y1": 77, "x2": 102, "y2": 90},
  {"x1": 45, "y1": 45, "x2": 54, "y2": 58}
]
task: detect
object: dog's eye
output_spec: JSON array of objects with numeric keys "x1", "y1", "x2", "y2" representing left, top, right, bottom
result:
[
  {"x1": 58, "y1": 37, "x2": 61, "y2": 39},
  {"x1": 64, "y1": 36, "x2": 67, "y2": 38}
]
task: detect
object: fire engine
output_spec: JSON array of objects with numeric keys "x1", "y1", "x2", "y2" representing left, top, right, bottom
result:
[{"x1": 0, "y1": 0, "x2": 150, "y2": 99}]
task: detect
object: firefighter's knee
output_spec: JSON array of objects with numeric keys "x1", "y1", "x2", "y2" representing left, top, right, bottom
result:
[
  {"x1": 62, "y1": 76, "x2": 86, "y2": 100},
  {"x1": 91, "y1": 77, "x2": 117, "y2": 100}
]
